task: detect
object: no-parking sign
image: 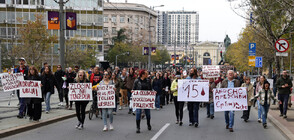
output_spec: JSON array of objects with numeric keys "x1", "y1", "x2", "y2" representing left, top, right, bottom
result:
[{"x1": 275, "y1": 39, "x2": 289, "y2": 52}]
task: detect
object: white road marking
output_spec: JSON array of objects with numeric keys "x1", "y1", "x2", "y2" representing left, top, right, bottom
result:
[{"x1": 150, "y1": 123, "x2": 170, "y2": 140}]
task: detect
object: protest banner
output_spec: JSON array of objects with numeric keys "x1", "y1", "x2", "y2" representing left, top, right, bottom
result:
[
  {"x1": 213, "y1": 87, "x2": 248, "y2": 112},
  {"x1": 1, "y1": 73, "x2": 24, "y2": 92},
  {"x1": 131, "y1": 90, "x2": 156, "y2": 109},
  {"x1": 19, "y1": 80, "x2": 42, "y2": 98},
  {"x1": 202, "y1": 65, "x2": 220, "y2": 78},
  {"x1": 68, "y1": 83, "x2": 92, "y2": 101},
  {"x1": 178, "y1": 79, "x2": 209, "y2": 102},
  {"x1": 97, "y1": 85, "x2": 115, "y2": 108}
]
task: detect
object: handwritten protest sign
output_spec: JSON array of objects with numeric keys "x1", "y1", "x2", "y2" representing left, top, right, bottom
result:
[
  {"x1": 131, "y1": 90, "x2": 156, "y2": 109},
  {"x1": 213, "y1": 87, "x2": 248, "y2": 112},
  {"x1": 178, "y1": 79, "x2": 209, "y2": 102},
  {"x1": 1, "y1": 73, "x2": 24, "y2": 92},
  {"x1": 19, "y1": 80, "x2": 42, "y2": 98},
  {"x1": 69, "y1": 83, "x2": 92, "y2": 101},
  {"x1": 202, "y1": 65, "x2": 220, "y2": 78},
  {"x1": 97, "y1": 85, "x2": 115, "y2": 108}
]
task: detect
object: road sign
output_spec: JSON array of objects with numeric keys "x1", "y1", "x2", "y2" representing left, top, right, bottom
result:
[
  {"x1": 249, "y1": 43, "x2": 256, "y2": 56},
  {"x1": 248, "y1": 56, "x2": 255, "y2": 67},
  {"x1": 275, "y1": 39, "x2": 289, "y2": 52},
  {"x1": 276, "y1": 52, "x2": 288, "y2": 56},
  {"x1": 255, "y1": 57, "x2": 262, "y2": 68}
]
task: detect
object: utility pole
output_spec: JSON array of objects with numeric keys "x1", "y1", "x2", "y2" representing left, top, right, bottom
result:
[
  {"x1": 0, "y1": 39, "x2": 1, "y2": 73},
  {"x1": 54, "y1": 0, "x2": 69, "y2": 69},
  {"x1": 148, "y1": 8, "x2": 152, "y2": 71}
]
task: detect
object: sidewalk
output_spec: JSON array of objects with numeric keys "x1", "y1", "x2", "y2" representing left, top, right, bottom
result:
[
  {"x1": 266, "y1": 99, "x2": 294, "y2": 140},
  {"x1": 0, "y1": 91, "x2": 91, "y2": 138}
]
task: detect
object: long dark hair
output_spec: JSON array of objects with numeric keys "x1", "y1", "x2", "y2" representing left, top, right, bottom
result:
[
  {"x1": 42, "y1": 66, "x2": 53, "y2": 76},
  {"x1": 28, "y1": 66, "x2": 39, "y2": 77}
]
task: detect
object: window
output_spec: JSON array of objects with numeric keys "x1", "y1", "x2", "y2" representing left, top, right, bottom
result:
[
  {"x1": 81, "y1": 29, "x2": 86, "y2": 37},
  {"x1": 81, "y1": 14, "x2": 87, "y2": 24},
  {"x1": 103, "y1": 27, "x2": 108, "y2": 35},
  {"x1": 111, "y1": 15, "x2": 116, "y2": 23},
  {"x1": 0, "y1": 12, "x2": 5, "y2": 22},
  {"x1": 87, "y1": 14, "x2": 93, "y2": 23},
  {"x1": 112, "y1": 27, "x2": 116, "y2": 35},
  {"x1": 98, "y1": 45, "x2": 102, "y2": 52},
  {"x1": 0, "y1": 28, "x2": 6, "y2": 37},
  {"x1": 0, "y1": 0, "x2": 5, "y2": 4},
  {"x1": 30, "y1": 13, "x2": 36, "y2": 21},
  {"x1": 120, "y1": 15, "x2": 124, "y2": 23},
  {"x1": 104, "y1": 15, "x2": 108, "y2": 23},
  {"x1": 23, "y1": 0, "x2": 28, "y2": 4},
  {"x1": 98, "y1": 29, "x2": 102, "y2": 37},
  {"x1": 30, "y1": 0, "x2": 35, "y2": 5},
  {"x1": 87, "y1": 29, "x2": 93, "y2": 37}
]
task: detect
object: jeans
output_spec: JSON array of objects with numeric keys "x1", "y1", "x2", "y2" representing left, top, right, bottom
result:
[
  {"x1": 155, "y1": 94, "x2": 161, "y2": 108},
  {"x1": 257, "y1": 100, "x2": 261, "y2": 119},
  {"x1": 127, "y1": 91, "x2": 132, "y2": 111},
  {"x1": 174, "y1": 96, "x2": 184, "y2": 121},
  {"x1": 224, "y1": 111, "x2": 235, "y2": 128},
  {"x1": 75, "y1": 101, "x2": 88, "y2": 124},
  {"x1": 113, "y1": 94, "x2": 118, "y2": 112},
  {"x1": 261, "y1": 104, "x2": 270, "y2": 124},
  {"x1": 278, "y1": 94, "x2": 290, "y2": 115},
  {"x1": 136, "y1": 109, "x2": 150, "y2": 120},
  {"x1": 206, "y1": 103, "x2": 214, "y2": 116},
  {"x1": 18, "y1": 98, "x2": 26, "y2": 116},
  {"x1": 188, "y1": 102, "x2": 199, "y2": 124},
  {"x1": 45, "y1": 92, "x2": 51, "y2": 112},
  {"x1": 102, "y1": 108, "x2": 113, "y2": 125}
]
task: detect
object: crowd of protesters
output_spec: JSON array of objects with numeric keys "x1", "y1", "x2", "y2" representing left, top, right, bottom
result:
[{"x1": 10, "y1": 57, "x2": 293, "y2": 133}]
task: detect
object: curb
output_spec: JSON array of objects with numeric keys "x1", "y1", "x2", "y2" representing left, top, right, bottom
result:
[
  {"x1": 267, "y1": 113, "x2": 294, "y2": 140},
  {"x1": 0, "y1": 111, "x2": 88, "y2": 139}
]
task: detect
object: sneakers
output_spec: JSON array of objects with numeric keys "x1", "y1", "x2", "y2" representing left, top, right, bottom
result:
[
  {"x1": 78, "y1": 124, "x2": 83, "y2": 130},
  {"x1": 132, "y1": 112, "x2": 135, "y2": 116},
  {"x1": 179, "y1": 121, "x2": 183, "y2": 126},
  {"x1": 17, "y1": 115, "x2": 23, "y2": 119},
  {"x1": 210, "y1": 115, "x2": 214, "y2": 119},
  {"x1": 175, "y1": 120, "x2": 179, "y2": 124},
  {"x1": 75, "y1": 122, "x2": 81, "y2": 129},
  {"x1": 109, "y1": 124, "x2": 114, "y2": 131},
  {"x1": 46, "y1": 111, "x2": 49, "y2": 114},
  {"x1": 189, "y1": 122, "x2": 193, "y2": 126},
  {"x1": 119, "y1": 106, "x2": 122, "y2": 110},
  {"x1": 206, "y1": 115, "x2": 210, "y2": 118},
  {"x1": 263, "y1": 123, "x2": 267, "y2": 128},
  {"x1": 279, "y1": 114, "x2": 283, "y2": 117},
  {"x1": 194, "y1": 123, "x2": 198, "y2": 127},
  {"x1": 283, "y1": 115, "x2": 287, "y2": 119},
  {"x1": 226, "y1": 125, "x2": 229, "y2": 129},
  {"x1": 156, "y1": 108, "x2": 160, "y2": 111},
  {"x1": 258, "y1": 119, "x2": 261, "y2": 123},
  {"x1": 58, "y1": 102, "x2": 63, "y2": 106},
  {"x1": 103, "y1": 125, "x2": 108, "y2": 131},
  {"x1": 128, "y1": 111, "x2": 132, "y2": 114},
  {"x1": 229, "y1": 128, "x2": 234, "y2": 132},
  {"x1": 113, "y1": 112, "x2": 117, "y2": 115}
]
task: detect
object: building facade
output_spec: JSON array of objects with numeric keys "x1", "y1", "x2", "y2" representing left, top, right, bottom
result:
[
  {"x1": 0, "y1": 0, "x2": 104, "y2": 66},
  {"x1": 157, "y1": 11, "x2": 199, "y2": 47},
  {"x1": 103, "y1": 2, "x2": 157, "y2": 54}
]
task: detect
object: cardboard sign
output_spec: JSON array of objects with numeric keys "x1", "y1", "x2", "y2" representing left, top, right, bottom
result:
[
  {"x1": 213, "y1": 87, "x2": 248, "y2": 112},
  {"x1": 1, "y1": 73, "x2": 24, "y2": 92},
  {"x1": 68, "y1": 83, "x2": 93, "y2": 101},
  {"x1": 19, "y1": 80, "x2": 42, "y2": 98},
  {"x1": 97, "y1": 85, "x2": 115, "y2": 108},
  {"x1": 178, "y1": 79, "x2": 209, "y2": 102},
  {"x1": 202, "y1": 65, "x2": 220, "y2": 78},
  {"x1": 131, "y1": 90, "x2": 156, "y2": 109}
]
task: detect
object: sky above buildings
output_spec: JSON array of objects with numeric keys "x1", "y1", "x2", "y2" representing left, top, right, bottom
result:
[{"x1": 110, "y1": 0, "x2": 247, "y2": 43}]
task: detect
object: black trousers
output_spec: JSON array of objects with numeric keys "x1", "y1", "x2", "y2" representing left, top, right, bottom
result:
[
  {"x1": 64, "y1": 89, "x2": 73, "y2": 107},
  {"x1": 242, "y1": 106, "x2": 251, "y2": 120},
  {"x1": 57, "y1": 88, "x2": 64, "y2": 102},
  {"x1": 27, "y1": 102, "x2": 42, "y2": 120},
  {"x1": 75, "y1": 101, "x2": 89, "y2": 124},
  {"x1": 174, "y1": 96, "x2": 184, "y2": 121}
]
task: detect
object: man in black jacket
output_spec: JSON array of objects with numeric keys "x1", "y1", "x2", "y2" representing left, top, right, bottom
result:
[
  {"x1": 54, "y1": 65, "x2": 66, "y2": 106},
  {"x1": 277, "y1": 70, "x2": 293, "y2": 118},
  {"x1": 16, "y1": 57, "x2": 29, "y2": 118}
]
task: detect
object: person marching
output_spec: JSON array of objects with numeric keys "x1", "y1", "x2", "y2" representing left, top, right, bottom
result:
[
  {"x1": 256, "y1": 75, "x2": 266, "y2": 123},
  {"x1": 16, "y1": 57, "x2": 29, "y2": 118},
  {"x1": 26, "y1": 66, "x2": 42, "y2": 121},
  {"x1": 171, "y1": 73, "x2": 185, "y2": 125},
  {"x1": 207, "y1": 78, "x2": 216, "y2": 119},
  {"x1": 54, "y1": 65, "x2": 66, "y2": 106},
  {"x1": 241, "y1": 76, "x2": 254, "y2": 122},
  {"x1": 153, "y1": 73, "x2": 163, "y2": 110},
  {"x1": 74, "y1": 70, "x2": 90, "y2": 130},
  {"x1": 134, "y1": 69, "x2": 152, "y2": 133},
  {"x1": 41, "y1": 66, "x2": 58, "y2": 114},
  {"x1": 111, "y1": 72, "x2": 122, "y2": 115},
  {"x1": 253, "y1": 81, "x2": 277, "y2": 128},
  {"x1": 65, "y1": 67, "x2": 76, "y2": 110},
  {"x1": 126, "y1": 68, "x2": 136, "y2": 114},
  {"x1": 186, "y1": 68, "x2": 200, "y2": 127},
  {"x1": 162, "y1": 72, "x2": 171, "y2": 105},
  {"x1": 99, "y1": 71, "x2": 115, "y2": 131},
  {"x1": 221, "y1": 70, "x2": 241, "y2": 132},
  {"x1": 276, "y1": 70, "x2": 293, "y2": 118}
]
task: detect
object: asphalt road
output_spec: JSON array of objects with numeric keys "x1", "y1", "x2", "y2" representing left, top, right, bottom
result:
[{"x1": 2, "y1": 102, "x2": 287, "y2": 140}]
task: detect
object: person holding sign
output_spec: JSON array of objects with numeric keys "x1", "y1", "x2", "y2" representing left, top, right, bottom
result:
[
  {"x1": 171, "y1": 73, "x2": 185, "y2": 125},
  {"x1": 133, "y1": 69, "x2": 152, "y2": 133},
  {"x1": 252, "y1": 81, "x2": 277, "y2": 128},
  {"x1": 98, "y1": 71, "x2": 115, "y2": 131},
  {"x1": 41, "y1": 66, "x2": 58, "y2": 114},
  {"x1": 240, "y1": 77, "x2": 254, "y2": 122},
  {"x1": 220, "y1": 70, "x2": 241, "y2": 132},
  {"x1": 74, "y1": 70, "x2": 90, "y2": 130}
]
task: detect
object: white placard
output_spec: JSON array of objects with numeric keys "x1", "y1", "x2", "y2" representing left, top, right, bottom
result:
[
  {"x1": 267, "y1": 79, "x2": 273, "y2": 89},
  {"x1": 202, "y1": 65, "x2": 220, "y2": 78},
  {"x1": 131, "y1": 90, "x2": 156, "y2": 109},
  {"x1": 1, "y1": 73, "x2": 24, "y2": 92},
  {"x1": 178, "y1": 79, "x2": 209, "y2": 102},
  {"x1": 213, "y1": 87, "x2": 248, "y2": 112},
  {"x1": 19, "y1": 80, "x2": 42, "y2": 98},
  {"x1": 68, "y1": 83, "x2": 93, "y2": 101},
  {"x1": 97, "y1": 85, "x2": 116, "y2": 108}
]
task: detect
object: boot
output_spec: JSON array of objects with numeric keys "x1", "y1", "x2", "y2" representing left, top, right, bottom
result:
[
  {"x1": 136, "y1": 120, "x2": 140, "y2": 133},
  {"x1": 147, "y1": 118, "x2": 152, "y2": 130}
]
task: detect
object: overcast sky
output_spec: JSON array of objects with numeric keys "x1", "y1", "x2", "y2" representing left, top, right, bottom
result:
[{"x1": 108, "y1": 0, "x2": 247, "y2": 43}]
